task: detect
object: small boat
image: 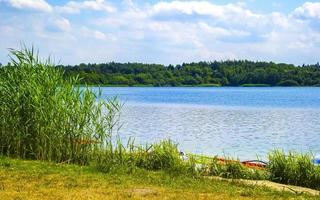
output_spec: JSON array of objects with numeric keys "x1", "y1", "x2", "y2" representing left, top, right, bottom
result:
[
  {"x1": 181, "y1": 153, "x2": 268, "y2": 170},
  {"x1": 216, "y1": 158, "x2": 267, "y2": 170},
  {"x1": 241, "y1": 160, "x2": 268, "y2": 170}
]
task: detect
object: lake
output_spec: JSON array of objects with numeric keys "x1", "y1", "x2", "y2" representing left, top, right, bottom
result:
[{"x1": 97, "y1": 87, "x2": 320, "y2": 160}]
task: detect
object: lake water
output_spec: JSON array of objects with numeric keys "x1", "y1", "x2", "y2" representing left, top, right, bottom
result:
[{"x1": 97, "y1": 87, "x2": 320, "y2": 160}]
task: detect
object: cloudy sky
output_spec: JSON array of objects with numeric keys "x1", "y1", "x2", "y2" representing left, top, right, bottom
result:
[{"x1": 0, "y1": 0, "x2": 319, "y2": 65}]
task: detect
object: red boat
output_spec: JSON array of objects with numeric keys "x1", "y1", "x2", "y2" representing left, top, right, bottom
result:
[{"x1": 216, "y1": 158, "x2": 267, "y2": 170}]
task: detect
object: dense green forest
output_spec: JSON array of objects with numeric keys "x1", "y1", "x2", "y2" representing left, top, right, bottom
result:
[
  {"x1": 2, "y1": 60, "x2": 320, "y2": 86},
  {"x1": 59, "y1": 60, "x2": 320, "y2": 86}
]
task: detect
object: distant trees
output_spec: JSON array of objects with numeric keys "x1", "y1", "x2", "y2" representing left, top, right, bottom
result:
[
  {"x1": 277, "y1": 80, "x2": 300, "y2": 86},
  {"x1": 53, "y1": 60, "x2": 320, "y2": 86}
]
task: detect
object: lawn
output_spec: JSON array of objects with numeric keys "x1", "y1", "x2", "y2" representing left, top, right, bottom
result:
[{"x1": 0, "y1": 157, "x2": 317, "y2": 200}]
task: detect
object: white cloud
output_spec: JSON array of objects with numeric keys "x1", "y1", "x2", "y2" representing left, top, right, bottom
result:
[
  {"x1": 197, "y1": 22, "x2": 250, "y2": 38},
  {"x1": 57, "y1": 0, "x2": 116, "y2": 14},
  {"x1": 80, "y1": 27, "x2": 116, "y2": 41},
  {"x1": 270, "y1": 12, "x2": 290, "y2": 29},
  {"x1": 53, "y1": 18, "x2": 71, "y2": 32},
  {"x1": 88, "y1": 1, "x2": 320, "y2": 64},
  {"x1": 151, "y1": 1, "x2": 263, "y2": 24},
  {"x1": 0, "y1": 0, "x2": 319, "y2": 65},
  {"x1": 4, "y1": 0, "x2": 52, "y2": 12},
  {"x1": 293, "y1": 2, "x2": 320, "y2": 19}
]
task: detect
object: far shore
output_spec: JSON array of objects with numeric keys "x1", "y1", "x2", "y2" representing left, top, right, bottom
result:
[{"x1": 77, "y1": 84, "x2": 320, "y2": 87}]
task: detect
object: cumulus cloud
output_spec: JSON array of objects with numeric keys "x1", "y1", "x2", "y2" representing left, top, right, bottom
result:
[
  {"x1": 4, "y1": 0, "x2": 52, "y2": 12},
  {"x1": 293, "y1": 2, "x2": 320, "y2": 19},
  {"x1": 57, "y1": 0, "x2": 116, "y2": 14},
  {"x1": 151, "y1": 1, "x2": 263, "y2": 26},
  {"x1": 0, "y1": 0, "x2": 319, "y2": 65}
]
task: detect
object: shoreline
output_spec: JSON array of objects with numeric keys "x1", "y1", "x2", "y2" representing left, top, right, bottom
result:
[{"x1": 77, "y1": 84, "x2": 320, "y2": 87}]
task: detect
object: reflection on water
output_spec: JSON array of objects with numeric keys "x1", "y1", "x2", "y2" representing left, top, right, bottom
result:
[{"x1": 97, "y1": 87, "x2": 320, "y2": 160}]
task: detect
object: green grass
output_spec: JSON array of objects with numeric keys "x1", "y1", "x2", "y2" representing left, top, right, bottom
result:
[{"x1": 0, "y1": 157, "x2": 317, "y2": 200}]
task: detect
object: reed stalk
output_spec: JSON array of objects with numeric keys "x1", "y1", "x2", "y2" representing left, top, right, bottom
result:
[{"x1": 0, "y1": 46, "x2": 121, "y2": 165}]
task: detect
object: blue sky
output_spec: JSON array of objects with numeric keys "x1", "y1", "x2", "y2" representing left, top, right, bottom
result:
[{"x1": 0, "y1": 0, "x2": 319, "y2": 65}]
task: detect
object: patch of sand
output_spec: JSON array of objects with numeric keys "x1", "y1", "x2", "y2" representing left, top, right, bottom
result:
[{"x1": 208, "y1": 176, "x2": 320, "y2": 196}]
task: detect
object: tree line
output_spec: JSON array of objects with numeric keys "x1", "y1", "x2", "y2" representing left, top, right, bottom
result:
[
  {"x1": 2, "y1": 60, "x2": 320, "y2": 86},
  {"x1": 58, "y1": 60, "x2": 320, "y2": 87}
]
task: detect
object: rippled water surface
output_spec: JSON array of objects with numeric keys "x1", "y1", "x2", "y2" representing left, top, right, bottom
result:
[{"x1": 97, "y1": 87, "x2": 320, "y2": 160}]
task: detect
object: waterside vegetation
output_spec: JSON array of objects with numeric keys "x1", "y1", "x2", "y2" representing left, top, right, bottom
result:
[{"x1": 0, "y1": 47, "x2": 320, "y2": 199}]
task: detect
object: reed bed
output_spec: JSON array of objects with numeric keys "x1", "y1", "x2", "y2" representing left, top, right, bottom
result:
[
  {"x1": 94, "y1": 139, "x2": 196, "y2": 175},
  {"x1": 0, "y1": 46, "x2": 191, "y2": 174},
  {"x1": 0, "y1": 47, "x2": 121, "y2": 165}
]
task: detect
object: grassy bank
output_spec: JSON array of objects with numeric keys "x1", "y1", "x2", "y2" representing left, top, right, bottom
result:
[{"x1": 0, "y1": 157, "x2": 317, "y2": 200}]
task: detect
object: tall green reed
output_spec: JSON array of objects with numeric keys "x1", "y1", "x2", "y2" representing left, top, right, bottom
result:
[
  {"x1": 0, "y1": 46, "x2": 195, "y2": 175},
  {"x1": 268, "y1": 150, "x2": 320, "y2": 189},
  {"x1": 94, "y1": 139, "x2": 197, "y2": 175},
  {"x1": 0, "y1": 46, "x2": 121, "y2": 165}
]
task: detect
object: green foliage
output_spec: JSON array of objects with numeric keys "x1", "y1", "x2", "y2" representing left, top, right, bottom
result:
[
  {"x1": 277, "y1": 80, "x2": 300, "y2": 86},
  {"x1": 58, "y1": 61, "x2": 320, "y2": 86},
  {"x1": 0, "y1": 47, "x2": 121, "y2": 165},
  {"x1": 94, "y1": 139, "x2": 196, "y2": 176},
  {"x1": 268, "y1": 150, "x2": 320, "y2": 189},
  {"x1": 140, "y1": 140, "x2": 181, "y2": 170},
  {"x1": 241, "y1": 84, "x2": 271, "y2": 87}
]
